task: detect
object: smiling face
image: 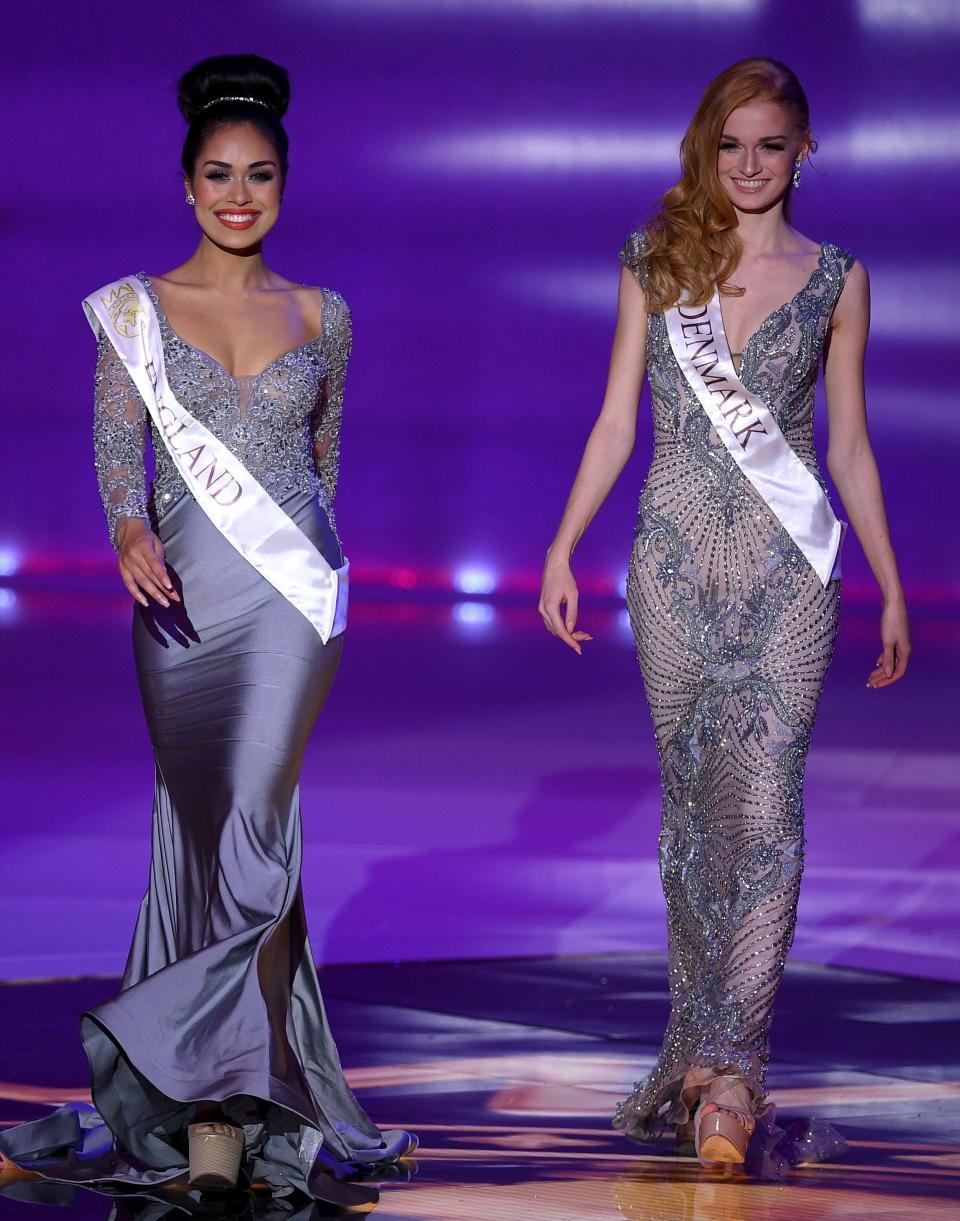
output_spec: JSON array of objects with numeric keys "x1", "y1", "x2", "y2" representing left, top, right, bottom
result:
[
  {"x1": 716, "y1": 98, "x2": 808, "y2": 213},
  {"x1": 185, "y1": 122, "x2": 283, "y2": 249}
]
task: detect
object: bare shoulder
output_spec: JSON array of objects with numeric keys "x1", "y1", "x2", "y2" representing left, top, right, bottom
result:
[
  {"x1": 288, "y1": 283, "x2": 325, "y2": 334},
  {"x1": 833, "y1": 258, "x2": 869, "y2": 325},
  {"x1": 147, "y1": 267, "x2": 199, "y2": 291},
  {"x1": 841, "y1": 258, "x2": 869, "y2": 289},
  {"x1": 786, "y1": 227, "x2": 821, "y2": 257}
]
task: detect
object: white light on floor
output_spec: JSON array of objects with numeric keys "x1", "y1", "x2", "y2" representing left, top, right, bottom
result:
[
  {"x1": 454, "y1": 601, "x2": 495, "y2": 625},
  {"x1": 0, "y1": 548, "x2": 20, "y2": 577},
  {"x1": 859, "y1": 0, "x2": 960, "y2": 31},
  {"x1": 455, "y1": 566, "x2": 497, "y2": 595}
]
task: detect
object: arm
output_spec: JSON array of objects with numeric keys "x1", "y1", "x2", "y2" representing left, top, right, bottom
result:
[
  {"x1": 539, "y1": 265, "x2": 649, "y2": 653},
  {"x1": 312, "y1": 290, "x2": 352, "y2": 517},
  {"x1": 93, "y1": 330, "x2": 177, "y2": 607},
  {"x1": 823, "y1": 260, "x2": 910, "y2": 687},
  {"x1": 94, "y1": 329, "x2": 150, "y2": 549}
]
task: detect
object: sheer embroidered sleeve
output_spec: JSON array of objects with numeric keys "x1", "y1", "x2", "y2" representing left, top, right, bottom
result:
[
  {"x1": 93, "y1": 328, "x2": 149, "y2": 550},
  {"x1": 312, "y1": 289, "x2": 352, "y2": 512}
]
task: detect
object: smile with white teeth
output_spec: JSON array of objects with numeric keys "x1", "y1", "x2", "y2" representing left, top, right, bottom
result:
[
  {"x1": 216, "y1": 212, "x2": 259, "y2": 222},
  {"x1": 732, "y1": 178, "x2": 769, "y2": 191}
]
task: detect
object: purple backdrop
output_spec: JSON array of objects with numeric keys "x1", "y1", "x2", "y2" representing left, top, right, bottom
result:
[{"x1": 1, "y1": 1, "x2": 958, "y2": 982}]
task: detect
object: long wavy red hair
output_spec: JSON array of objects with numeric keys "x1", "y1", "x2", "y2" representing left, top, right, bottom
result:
[{"x1": 644, "y1": 58, "x2": 813, "y2": 312}]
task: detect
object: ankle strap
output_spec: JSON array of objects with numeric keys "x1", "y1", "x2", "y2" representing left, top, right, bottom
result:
[{"x1": 706, "y1": 1075, "x2": 755, "y2": 1123}]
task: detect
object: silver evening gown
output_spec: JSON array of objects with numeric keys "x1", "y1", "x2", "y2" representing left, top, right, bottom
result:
[
  {"x1": 0, "y1": 275, "x2": 415, "y2": 1205},
  {"x1": 613, "y1": 232, "x2": 851, "y2": 1172}
]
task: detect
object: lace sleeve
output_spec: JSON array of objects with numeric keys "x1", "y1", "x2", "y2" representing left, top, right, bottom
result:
[
  {"x1": 93, "y1": 328, "x2": 149, "y2": 550},
  {"x1": 312, "y1": 289, "x2": 352, "y2": 511}
]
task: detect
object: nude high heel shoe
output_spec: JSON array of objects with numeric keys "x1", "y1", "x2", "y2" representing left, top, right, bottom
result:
[
  {"x1": 187, "y1": 1121, "x2": 244, "y2": 1189},
  {"x1": 694, "y1": 1075, "x2": 755, "y2": 1169}
]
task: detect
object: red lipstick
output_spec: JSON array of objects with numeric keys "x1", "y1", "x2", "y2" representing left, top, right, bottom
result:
[{"x1": 213, "y1": 210, "x2": 262, "y2": 231}]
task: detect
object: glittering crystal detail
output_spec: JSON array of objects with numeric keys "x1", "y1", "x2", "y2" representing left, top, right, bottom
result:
[
  {"x1": 614, "y1": 232, "x2": 854, "y2": 1141},
  {"x1": 92, "y1": 273, "x2": 351, "y2": 550}
]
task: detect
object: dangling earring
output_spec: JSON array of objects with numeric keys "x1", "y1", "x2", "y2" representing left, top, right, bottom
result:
[
  {"x1": 792, "y1": 157, "x2": 802, "y2": 189},
  {"x1": 185, "y1": 192, "x2": 196, "y2": 206}
]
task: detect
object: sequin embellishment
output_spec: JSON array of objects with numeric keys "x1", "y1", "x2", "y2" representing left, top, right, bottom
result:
[
  {"x1": 92, "y1": 274, "x2": 351, "y2": 551},
  {"x1": 614, "y1": 232, "x2": 854, "y2": 1141}
]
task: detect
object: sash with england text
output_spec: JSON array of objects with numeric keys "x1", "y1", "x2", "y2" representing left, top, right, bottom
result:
[{"x1": 83, "y1": 277, "x2": 348, "y2": 641}]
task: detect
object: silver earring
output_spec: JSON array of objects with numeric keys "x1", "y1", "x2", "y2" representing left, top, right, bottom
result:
[
  {"x1": 185, "y1": 192, "x2": 196, "y2": 206},
  {"x1": 792, "y1": 158, "x2": 802, "y2": 189}
]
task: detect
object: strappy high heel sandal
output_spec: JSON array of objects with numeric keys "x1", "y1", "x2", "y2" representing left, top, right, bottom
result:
[
  {"x1": 694, "y1": 1075, "x2": 755, "y2": 1169},
  {"x1": 187, "y1": 1122, "x2": 244, "y2": 1189}
]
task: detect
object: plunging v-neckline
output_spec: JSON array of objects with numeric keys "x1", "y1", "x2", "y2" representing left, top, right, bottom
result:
[
  {"x1": 719, "y1": 245, "x2": 827, "y2": 361},
  {"x1": 139, "y1": 274, "x2": 324, "y2": 384}
]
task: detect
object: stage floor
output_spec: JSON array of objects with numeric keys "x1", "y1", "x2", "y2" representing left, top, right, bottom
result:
[
  {"x1": 1, "y1": 953, "x2": 959, "y2": 1218},
  {"x1": 1, "y1": 596, "x2": 958, "y2": 983}
]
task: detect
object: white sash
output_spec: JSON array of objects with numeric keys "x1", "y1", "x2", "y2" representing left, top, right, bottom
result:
[
  {"x1": 84, "y1": 277, "x2": 348, "y2": 642},
  {"x1": 664, "y1": 290, "x2": 843, "y2": 586}
]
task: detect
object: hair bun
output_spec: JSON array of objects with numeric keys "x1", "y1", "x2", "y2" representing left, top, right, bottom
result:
[{"x1": 177, "y1": 54, "x2": 290, "y2": 124}]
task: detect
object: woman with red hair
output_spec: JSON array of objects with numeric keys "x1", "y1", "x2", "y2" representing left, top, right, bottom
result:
[{"x1": 540, "y1": 58, "x2": 909, "y2": 1170}]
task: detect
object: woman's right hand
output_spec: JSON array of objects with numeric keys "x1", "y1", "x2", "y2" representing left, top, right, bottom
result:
[
  {"x1": 539, "y1": 551, "x2": 593, "y2": 655},
  {"x1": 116, "y1": 519, "x2": 179, "y2": 608}
]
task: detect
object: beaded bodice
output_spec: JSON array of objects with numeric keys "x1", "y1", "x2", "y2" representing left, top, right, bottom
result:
[
  {"x1": 626, "y1": 233, "x2": 854, "y2": 490},
  {"x1": 620, "y1": 230, "x2": 854, "y2": 599},
  {"x1": 93, "y1": 274, "x2": 351, "y2": 549}
]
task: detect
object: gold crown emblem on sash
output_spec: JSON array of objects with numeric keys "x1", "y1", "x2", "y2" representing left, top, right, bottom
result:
[{"x1": 101, "y1": 282, "x2": 143, "y2": 339}]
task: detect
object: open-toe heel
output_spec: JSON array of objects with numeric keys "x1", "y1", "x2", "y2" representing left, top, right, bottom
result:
[
  {"x1": 693, "y1": 1075, "x2": 755, "y2": 1169},
  {"x1": 187, "y1": 1122, "x2": 244, "y2": 1189}
]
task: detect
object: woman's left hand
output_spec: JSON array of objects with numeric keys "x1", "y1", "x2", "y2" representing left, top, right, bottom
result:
[{"x1": 867, "y1": 594, "x2": 911, "y2": 689}]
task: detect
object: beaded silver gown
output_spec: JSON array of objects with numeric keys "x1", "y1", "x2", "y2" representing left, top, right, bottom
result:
[
  {"x1": 613, "y1": 232, "x2": 853, "y2": 1166},
  {"x1": 0, "y1": 275, "x2": 415, "y2": 1205}
]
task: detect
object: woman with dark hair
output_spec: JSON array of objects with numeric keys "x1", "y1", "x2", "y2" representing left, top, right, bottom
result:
[
  {"x1": 0, "y1": 54, "x2": 415, "y2": 1206},
  {"x1": 540, "y1": 57, "x2": 909, "y2": 1171}
]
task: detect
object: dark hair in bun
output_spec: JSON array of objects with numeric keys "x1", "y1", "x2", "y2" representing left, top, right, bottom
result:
[{"x1": 178, "y1": 54, "x2": 291, "y2": 179}]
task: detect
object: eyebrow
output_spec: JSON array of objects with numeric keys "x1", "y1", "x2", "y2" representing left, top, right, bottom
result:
[
  {"x1": 720, "y1": 133, "x2": 788, "y2": 141},
  {"x1": 202, "y1": 159, "x2": 278, "y2": 168}
]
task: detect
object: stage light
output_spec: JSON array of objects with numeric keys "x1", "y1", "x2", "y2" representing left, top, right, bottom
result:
[
  {"x1": 403, "y1": 128, "x2": 682, "y2": 173},
  {"x1": 504, "y1": 260, "x2": 960, "y2": 340},
  {"x1": 332, "y1": 0, "x2": 758, "y2": 13},
  {"x1": 406, "y1": 116, "x2": 960, "y2": 176},
  {"x1": 454, "y1": 601, "x2": 495, "y2": 625},
  {"x1": 455, "y1": 566, "x2": 497, "y2": 594},
  {"x1": 844, "y1": 117, "x2": 960, "y2": 163},
  {"x1": 859, "y1": 0, "x2": 960, "y2": 32},
  {"x1": 0, "y1": 547, "x2": 20, "y2": 577}
]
